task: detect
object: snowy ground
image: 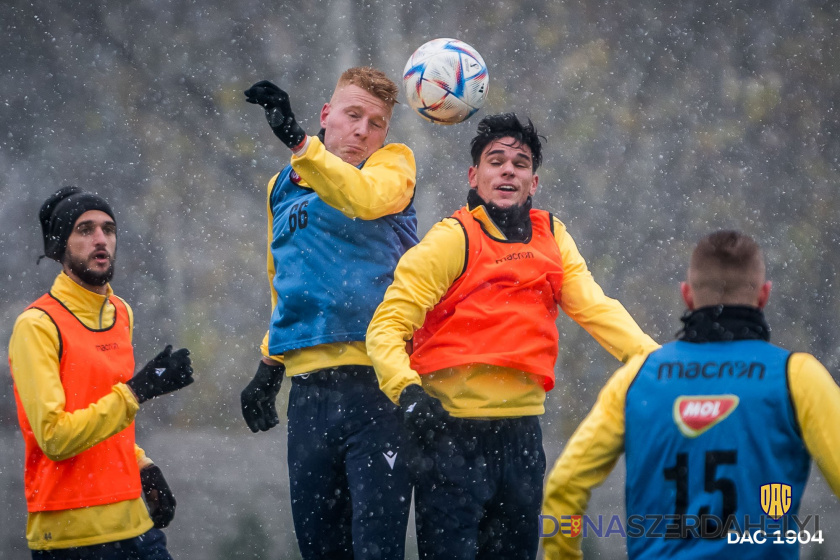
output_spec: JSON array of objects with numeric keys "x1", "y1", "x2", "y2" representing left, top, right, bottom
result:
[{"x1": 1, "y1": 428, "x2": 837, "y2": 559}]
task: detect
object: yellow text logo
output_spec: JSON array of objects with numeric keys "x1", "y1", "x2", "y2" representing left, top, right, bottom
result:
[{"x1": 760, "y1": 483, "x2": 791, "y2": 520}]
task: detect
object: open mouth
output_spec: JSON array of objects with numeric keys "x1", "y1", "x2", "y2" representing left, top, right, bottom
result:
[
  {"x1": 496, "y1": 185, "x2": 517, "y2": 192},
  {"x1": 91, "y1": 251, "x2": 111, "y2": 265}
]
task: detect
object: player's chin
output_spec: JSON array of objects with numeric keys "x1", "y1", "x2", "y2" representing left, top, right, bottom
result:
[
  {"x1": 491, "y1": 194, "x2": 524, "y2": 208},
  {"x1": 81, "y1": 266, "x2": 114, "y2": 287},
  {"x1": 341, "y1": 149, "x2": 368, "y2": 166}
]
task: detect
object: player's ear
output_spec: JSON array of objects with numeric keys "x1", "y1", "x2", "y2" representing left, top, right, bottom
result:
[
  {"x1": 680, "y1": 281, "x2": 695, "y2": 310},
  {"x1": 529, "y1": 174, "x2": 539, "y2": 197},
  {"x1": 320, "y1": 103, "x2": 331, "y2": 129},
  {"x1": 757, "y1": 281, "x2": 772, "y2": 309},
  {"x1": 468, "y1": 165, "x2": 478, "y2": 189}
]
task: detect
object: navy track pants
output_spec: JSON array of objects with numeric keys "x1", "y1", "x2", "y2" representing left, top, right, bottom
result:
[
  {"x1": 287, "y1": 366, "x2": 412, "y2": 560},
  {"x1": 412, "y1": 416, "x2": 546, "y2": 560}
]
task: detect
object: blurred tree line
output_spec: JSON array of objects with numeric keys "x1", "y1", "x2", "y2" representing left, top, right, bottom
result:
[
  {"x1": 2, "y1": 0, "x2": 839, "y2": 557},
  {"x1": 1, "y1": 0, "x2": 839, "y2": 465}
]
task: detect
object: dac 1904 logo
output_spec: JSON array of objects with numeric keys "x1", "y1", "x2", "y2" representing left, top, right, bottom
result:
[
  {"x1": 727, "y1": 529, "x2": 824, "y2": 545},
  {"x1": 761, "y1": 483, "x2": 791, "y2": 520},
  {"x1": 727, "y1": 483, "x2": 823, "y2": 545}
]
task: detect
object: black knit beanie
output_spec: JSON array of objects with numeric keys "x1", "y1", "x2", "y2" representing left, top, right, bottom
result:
[{"x1": 39, "y1": 186, "x2": 116, "y2": 262}]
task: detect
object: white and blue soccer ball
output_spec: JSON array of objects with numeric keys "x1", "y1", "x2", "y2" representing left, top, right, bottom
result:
[{"x1": 403, "y1": 38, "x2": 489, "y2": 125}]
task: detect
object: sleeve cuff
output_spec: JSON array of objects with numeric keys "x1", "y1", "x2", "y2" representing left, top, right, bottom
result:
[
  {"x1": 115, "y1": 383, "x2": 141, "y2": 412},
  {"x1": 292, "y1": 136, "x2": 310, "y2": 156}
]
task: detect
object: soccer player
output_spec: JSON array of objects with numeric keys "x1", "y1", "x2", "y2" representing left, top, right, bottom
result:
[
  {"x1": 240, "y1": 68, "x2": 417, "y2": 560},
  {"x1": 9, "y1": 187, "x2": 195, "y2": 559},
  {"x1": 542, "y1": 230, "x2": 840, "y2": 559},
  {"x1": 366, "y1": 113, "x2": 658, "y2": 560}
]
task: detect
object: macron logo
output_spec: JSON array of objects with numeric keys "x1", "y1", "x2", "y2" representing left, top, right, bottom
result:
[
  {"x1": 495, "y1": 251, "x2": 534, "y2": 264},
  {"x1": 383, "y1": 450, "x2": 398, "y2": 470},
  {"x1": 154, "y1": 368, "x2": 166, "y2": 376},
  {"x1": 406, "y1": 403, "x2": 416, "y2": 413}
]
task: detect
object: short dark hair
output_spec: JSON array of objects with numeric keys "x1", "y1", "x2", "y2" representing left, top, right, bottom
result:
[
  {"x1": 470, "y1": 113, "x2": 543, "y2": 171},
  {"x1": 689, "y1": 230, "x2": 765, "y2": 301}
]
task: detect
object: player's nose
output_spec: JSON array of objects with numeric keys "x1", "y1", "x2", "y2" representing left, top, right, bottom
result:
[
  {"x1": 354, "y1": 119, "x2": 370, "y2": 138},
  {"x1": 91, "y1": 226, "x2": 109, "y2": 244},
  {"x1": 500, "y1": 160, "x2": 516, "y2": 175}
]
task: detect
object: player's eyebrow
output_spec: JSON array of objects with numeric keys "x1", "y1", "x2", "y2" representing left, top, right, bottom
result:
[
  {"x1": 75, "y1": 219, "x2": 116, "y2": 229},
  {"x1": 484, "y1": 148, "x2": 532, "y2": 162},
  {"x1": 345, "y1": 104, "x2": 388, "y2": 121}
]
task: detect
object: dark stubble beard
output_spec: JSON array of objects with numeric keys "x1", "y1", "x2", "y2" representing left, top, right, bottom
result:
[{"x1": 63, "y1": 250, "x2": 115, "y2": 287}]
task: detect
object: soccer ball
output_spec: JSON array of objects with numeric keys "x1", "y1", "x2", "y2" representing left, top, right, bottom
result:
[{"x1": 403, "y1": 38, "x2": 489, "y2": 125}]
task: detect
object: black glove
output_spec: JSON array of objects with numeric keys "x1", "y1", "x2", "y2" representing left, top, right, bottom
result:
[
  {"x1": 127, "y1": 345, "x2": 194, "y2": 404},
  {"x1": 241, "y1": 361, "x2": 285, "y2": 433},
  {"x1": 140, "y1": 464, "x2": 176, "y2": 529},
  {"x1": 399, "y1": 384, "x2": 452, "y2": 443},
  {"x1": 244, "y1": 80, "x2": 307, "y2": 150}
]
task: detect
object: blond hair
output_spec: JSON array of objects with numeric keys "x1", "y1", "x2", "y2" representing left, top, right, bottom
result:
[{"x1": 334, "y1": 67, "x2": 399, "y2": 110}]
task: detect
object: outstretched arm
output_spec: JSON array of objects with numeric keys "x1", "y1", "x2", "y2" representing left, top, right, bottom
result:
[
  {"x1": 292, "y1": 139, "x2": 416, "y2": 220},
  {"x1": 788, "y1": 353, "x2": 840, "y2": 497},
  {"x1": 554, "y1": 218, "x2": 659, "y2": 362},
  {"x1": 542, "y1": 355, "x2": 644, "y2": 559},
  {"x1": 245, "y1": 81, "x2": 416, "y2": 220}
]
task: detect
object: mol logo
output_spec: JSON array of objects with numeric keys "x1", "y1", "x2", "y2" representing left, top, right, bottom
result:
[
  {"x1": 761, "y1": 483, "x2": 792, "y2": 520},
  {"x1": 673, "y1": 395, "x2": 739, "y2": 437}
]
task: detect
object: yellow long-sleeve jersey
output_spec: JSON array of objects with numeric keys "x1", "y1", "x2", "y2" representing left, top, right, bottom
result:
[
  {"x1": 260, "y1": 137, "x2": 417, "y2": 375},
  {"x1": 366, "y1": 205, "x2": 659, "y2": 417},
  {"x1": 8, "y1": 273, "x2": 153, "y2": 550},
  {"x1": 541, "y1": 351, "x2": 840, "y2": 559}
]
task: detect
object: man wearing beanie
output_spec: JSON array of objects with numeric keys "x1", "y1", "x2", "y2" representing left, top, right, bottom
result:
[
  {"x1": 366, "y1": 114, "x2": 658, "y2": 560},
  {"x1": 9, "y1": 186, "x2": 195, "y2": 558}
]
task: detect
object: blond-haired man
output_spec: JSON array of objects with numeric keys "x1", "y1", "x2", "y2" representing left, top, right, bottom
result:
[{"x1": 241, "y1": 67, "x2": 417, "y2": 560}]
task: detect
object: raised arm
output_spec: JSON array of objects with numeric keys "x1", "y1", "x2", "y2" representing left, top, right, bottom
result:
[
  {"x1": 292, "y1": 139, "x2": 416, "y2": 220},
  {"x1": 542, "y1": 355, "x2": 644, "y2": 559}
]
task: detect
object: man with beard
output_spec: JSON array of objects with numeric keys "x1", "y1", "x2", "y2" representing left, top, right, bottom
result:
[
  {"x1": 9, "y1": 187, "x2": 195, "y2": 559},
  {"x1": 366, "y1": 113, "x2": 658, "y2": 560},
  {"x1": 240, "y1": 67, "x2": 417, "y2": 559},
  {"x1": 541, "y1": 230, "x2": 840, "y2": 560}
]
